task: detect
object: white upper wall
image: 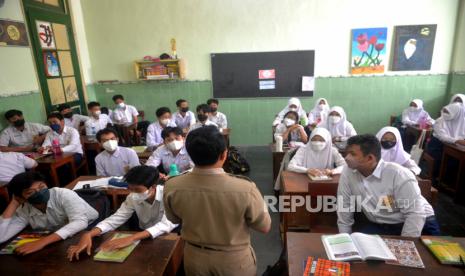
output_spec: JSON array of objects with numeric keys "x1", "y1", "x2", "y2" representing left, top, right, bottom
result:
[{"x1": 452, "y1": 0, "x2": 465, "y2": 72}]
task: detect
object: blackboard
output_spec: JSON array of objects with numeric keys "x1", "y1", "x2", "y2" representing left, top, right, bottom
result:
[{"x1": 211, "y1": 50, "x2": 314, "y2": 98}]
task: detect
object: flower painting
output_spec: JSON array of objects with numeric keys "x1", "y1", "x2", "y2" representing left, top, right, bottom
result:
[{"x1": 350, "y1": 27, "x2": 387, "y2": 74}]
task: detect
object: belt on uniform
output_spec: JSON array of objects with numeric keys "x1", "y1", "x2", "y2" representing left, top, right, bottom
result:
[{"x1": 187, "y1": 242, "x2": 223, "y2": 251}]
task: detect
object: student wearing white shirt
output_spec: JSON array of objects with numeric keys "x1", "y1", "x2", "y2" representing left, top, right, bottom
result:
[
  {"x1": 274, "y1": 110, "x2": 308, "y2": 145},
  {"x1": 321, "y1": 106, "x2": 357, "y2": 148},
  {"x1": 173, "y1": 99, "x2": 196, "y2": 132},
  {"x1": 273, "y1": 97, "x2": 309, "y2": 126},
  {"x1": 0, "y1": 109, "x2": 50, "y2": 152},
  {"x1": 287, "y1": 127, "x2": 345, "y2": 176},
  {"x1": 95, "y1": 128, "x2": 140, "y2": 177},
  {"x1": 376, "y1": 127, "x2": 421, "y2": 175},
  {"x1": 0, "y1": 152, "x2": 37, "y2": 185},
  {"x1": 0, "y1": 172, "x2": 98, "y2": 254},
  {"x1": 401, "y1": 99, "x2": 435, "y2": 127},
  {"x1": 146, "y1": 107, "x2": 177, "y2": 150},
  {"x1": 111, "y1": 94, "x2": 139, "y2": 125},
  {"x1": 307, "y1": 98, "x2": 330, "y2": 130},
  {"x1": 146, "y1": 127, "x2": 194, "y2": 177},
  {"x1": 84, "y1": 102, "x2": 112, "y2": 136},
  {"x1": 57, "y1": 104, "x2": 89, "y2": 132},
  {"x1": 67, "y1": 166, "x2": 177, "y2": 261},
  {"x1": 207, "y1": 98, "x2": 228, "y2": 129},
  {"x1": 337, "y1": 134, "x2": 439, "y2": 237},
  {"x1": 189, "y1": 104, "x2": 218, "y2": 132}
]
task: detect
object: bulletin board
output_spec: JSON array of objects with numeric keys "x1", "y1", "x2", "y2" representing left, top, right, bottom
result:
[{"x1": 211, "y1": 50, "x2": 315, "y2": 98}]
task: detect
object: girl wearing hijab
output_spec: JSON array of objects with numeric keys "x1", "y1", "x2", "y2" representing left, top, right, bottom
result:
[
  {"x1": 273, "y1": 97, "x2": 308, "y2": 126},
  {"x1": 307, "y1": 98, "x2": 330, "y2": 129},
  {"x1": 401, "y1": 99, "x2": 435, "y2": 126},
  {"x1": 274, "y1": 111, "x2": 308, "y2": 145},
  {"x1": 287, "y1": 127, "x2": 346, "y2": 176},
  {"x1": 322, "y1": 106, "x2": 357, "y2": 144},
  {"x1": 376, "y1": 126, "x2": 421, "y2": 175},
  {"x1": 450, "y1": 93, "x2": 465, "y2": 105}
]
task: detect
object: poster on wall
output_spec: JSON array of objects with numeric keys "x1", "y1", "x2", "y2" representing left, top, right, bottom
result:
[
  {"x1": 391, "y1": 24, "x2": 437, "y2": 71},
  {"x1": 43, "y1": 51, "x2": 60, "y2": 77},
  {"x1": 36, "y1": 20, "x2": 55, "y2": 49},
  {"x1": 350, "y1": 27, "x2": 387, "y2": 74},
  {"x1": 0, "y1": 19, "x2": 29, "y2": 47}
]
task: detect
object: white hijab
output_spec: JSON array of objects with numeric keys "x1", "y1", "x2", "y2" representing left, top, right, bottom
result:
[
  {"x1": 406, "y1": 99, "x2": 429, "y2": 122},
  {"x1": 450, "y1": 93, "x2": 465, "y2": 105},
  {"x1": 376, "y1": 126, "x2": 410, "y2": 165},
  {"x1": 301, "y1": 127, "x2": 334, "y2": 169},
  {"x1": 324, "y1": 106, "x2": 350, "y2": 137},
  {"x1": 277, "y1": 97, "x2": 307, "y2": 120},
  {"x1": 436, "y1": 103, "x2": 465, "y2": 140},
  {"x1": 309, "y1": 98, "x2": 329, "y2": 120}
]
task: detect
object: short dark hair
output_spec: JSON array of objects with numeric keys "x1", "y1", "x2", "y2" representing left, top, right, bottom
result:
[
  {"x1": 96, "y1": 128, "x2": 118, "y2": 142},
  {"x1": 124, "y1": 165, "x2": 159, "y2": 188},
  {"x1": 161, "y1": 127, "x2": 183, "y2": 140},
  {"x1": 284, "y1": 111, "x2": 299, "y2": 122},
  {"x1": 112, "y1": 94, "x2": 124, "y2": 102},
  {"x1": 57, "y1": 104, "x2": 71, "y2": 112},
  {"x1": 100, "y1": 107, "x2": 109, "y2": 115},
  {"x1": 207, "y1": 98, "x2": 219, "y2": 105},
  {"x1": 4, "y1": 109, "x2": 23, "y2": 120},
  {"x1": 87, "y1": 101, "x2": 101, "y2": 109},
  {"x1": 347, "y1": 134, "x2": 381, "y2": 161},
  {"x1": 156, "y1": 107, "x2": 171, "y2": 118},
  {"x1": 9, "y1": 171, "x2": 47, "y2": 197},
  {"x1": 176, "y1": 99, "x2": 187, "y2": 107},
  {"x1": 47, "y1": 112, "x2": 64, "y2": 121},
  {"x1": 186, "y1": 126, "x2": 226, "y2": 166},
  {"x1": 196, "y1": 104, "x2": 211, "y2": 113}
]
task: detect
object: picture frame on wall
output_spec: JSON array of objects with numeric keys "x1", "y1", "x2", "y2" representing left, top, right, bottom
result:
[
  {"x1": 43, "y1": 51, "x2": 60, "y2": 77},
  {"x1": 350, "y1": 27, "x2": 388, "y2": 75}
]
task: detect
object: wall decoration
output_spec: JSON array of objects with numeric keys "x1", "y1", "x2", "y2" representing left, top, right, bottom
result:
[
  {"x1": 63, "y1": 77, "x2": 79, "y2": 102},
  {"x1": 391, "y1": 24, "x2": 437, "y2": 71},
  {"x1": 350, "y1": 27, "x2": 387, "y2": 74},
  {"x1": 47, "y1": 78, "x2": 65, "y2": 105},
  {"x1": 36, "y1": 20, "x2": 55, "y2": 49},
  {"x1": 0, "y1": 19, "x2": 29, "y2": 47},
  {"x1": 43, "y1": 51, "x2": 60, "y2": 77}
]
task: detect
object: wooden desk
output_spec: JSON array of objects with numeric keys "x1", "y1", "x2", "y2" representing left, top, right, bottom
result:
[
  {"x1": 81, "y1": 135, "x2": 102, "y2": 152},
  {"x1": 439, "y1": 143, "x2": 465, "y2": 200},
  {"x1": 405, "y1": 125, "x2": 432, "y2": 151},
  {"x1": 36, "y1": 152, "x2": 77, "y2": 187},
  {"x1": 0, "y1": 232, "x2": 184, "y2": 276},
  {"x1": 136, "y1": 150, "x2": 153, "y2": 164},
  {"x1": 287, "y1": 232, "x2": 465, "y2": 276},
  {"x1": 66, "y1": 176, "x2": 130, "y2": 210},
  {"x1": 270, "y1": 144, "x2": 289, "y2": 182}
]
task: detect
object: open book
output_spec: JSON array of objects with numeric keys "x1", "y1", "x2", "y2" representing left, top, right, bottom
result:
[
  {"x1": 307, "y1": 173, "x2": 332, "y2": 181},
  {"x1": 0, "y1": 232, "x2": 49, "y2": 254},
  {"x1": 93, "y1": 233, "x2": 140, "y2": 263},
  {"x1": 322, "y1": 233, "x2": 396, "y2": 262}
]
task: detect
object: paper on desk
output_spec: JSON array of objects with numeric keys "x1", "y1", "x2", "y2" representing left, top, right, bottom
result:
[{"x1": 73, "y1": 177, "x2": 113, "y2": 190}]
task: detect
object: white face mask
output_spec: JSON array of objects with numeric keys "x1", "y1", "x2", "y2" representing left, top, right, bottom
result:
[
  {"x1": 310, "y1": 141, "x2": 326, "y2": 151},
  {"x1": 318, "y1": 104, "x2": 326, "y2": 110},
  {"x1": 166, "y1": 140, "x2": 183, "y2": 151},
  {"x1": 118, "y1": 103, "x2": 126, "y2": 109},
  {"x1": 102, "y1": 139, "x2": 118, "y2": 152},
  {"x1": 289, "y1": 107, "x2": 297, "y2": 112},
  {"x1": 409, "y1": 106, "x2": 418, "y2": 112},
  {"x1": 442, "y1": 112, "x2": 453, "y2": 121},
  {"x1": 160, "y1": 118, "x2": 171, "y2": 126},
  {"x1": 329, "y1": 115, "x2": 341, "y2": 124},
  {"x1": 284, "y1": 118, "x2": 296, "y2": 127},
  {"x1": 130, "y1": 189, "x2": 150, "y2": 202},
  {"x1": 93, "y1": 111, "x2": 101, "y2": 117}
]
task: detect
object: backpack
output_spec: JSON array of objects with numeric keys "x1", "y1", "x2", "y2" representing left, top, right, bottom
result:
[
  {"x1": 224, "y1": 146, "x2": 250, "y2": 175},
  {"x1": 75, "y1": 188, "x2": 111, "y2": 229}
]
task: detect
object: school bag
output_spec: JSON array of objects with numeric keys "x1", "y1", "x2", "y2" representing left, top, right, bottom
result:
[{"x1": 224, "y1": 146, "x2": 250, "y2": 175}]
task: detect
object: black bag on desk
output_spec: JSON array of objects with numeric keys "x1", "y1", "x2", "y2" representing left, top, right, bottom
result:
[
  {"x1": 75, "y1": 188, "x2": 111, "y2": 229},
  {"x1": 224, "y1": 146, "x2": 250, "y2": 175}
]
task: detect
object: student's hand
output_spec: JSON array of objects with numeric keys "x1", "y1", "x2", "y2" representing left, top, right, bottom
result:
[
  {"x1": 456, "y1": 140, "x2": 465, "y2": 146},
  {"x1": 67, "y1": 232, "x2": 93, "y2": 261},
  {"x1": 11, "y1": 195, "x2": 25, "y2": 205},
  {"x1": 308, "y1": 168, "x2": 323, "y2": 176},
  {"x1": 100, "y1": 235, "x2": 136, "y2": 252},
  {"x1": 32, "y1": 135, "x2": 46, "y2": 145},
  {"x1": 15, "y1": 239, "x2": 47, "y2": 255},
  {"x1": 323, "y1": 169, "x2": 333, "y2": 176}
]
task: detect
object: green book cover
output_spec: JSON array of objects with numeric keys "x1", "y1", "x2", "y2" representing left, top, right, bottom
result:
[
  {"x1": 93, "y1": 233, "x2": 140, "y2": 263},
  {"x1": 421, "y1": 236, "x2": 465, "y2": 265}
]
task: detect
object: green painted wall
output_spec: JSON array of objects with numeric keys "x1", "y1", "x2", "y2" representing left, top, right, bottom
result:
[
  {"x1": 0, "y1": 92, "x2": 47, "y2": 129},
  {"x1": 92, "y1": 75, "x2": 448, "y2": 145}
]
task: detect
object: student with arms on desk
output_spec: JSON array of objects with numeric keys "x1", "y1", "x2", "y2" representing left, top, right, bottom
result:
[
  {"x1": 0, "y1": 172, "x2": 98, "y2": 254},
  {"x1": 146, "y1": 107, "x2": 177, "y2": 150},
  {"x1": 274, "y1": 110, "x2": 308, "y2": 146},
  {"x1": 67, "y1": 166, "x2": 176, "y2": 261},
  {"x1": 84, "y1": 101, "x2": 113, "y2": 136},
  {"x1": 57, "y1": 104, "x2": 89, "y2": 132},
  {"x1": 337, "y1": 134, "x2": 439, "y2": 237},
  {"x1": 207, "y1": 98, "x2": 228, "y2": 129},
  {"x1": 173, "y1": 99, "x2": 196, "y2": 132},
  {"x1": 111, "y1": 94, "x2": 139, "y2": 125},
  {"x1": 189, "y1": 104, "x2": 218, "y2": 132}
]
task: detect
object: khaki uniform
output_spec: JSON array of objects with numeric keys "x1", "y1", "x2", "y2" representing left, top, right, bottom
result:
[{"x1": 164, "y1": 167, "x2": 271, "y2": 276}]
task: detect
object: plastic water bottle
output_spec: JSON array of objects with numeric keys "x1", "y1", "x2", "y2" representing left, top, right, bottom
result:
[
  {"x1": 419, "y1": 115, "x2": 428, "y2": 129},
  {"x1": 275, "y1": 135, "x2": 283, "y2": 152},
  {"x1": 168, "y1": 164, "x2": 180, "y2": 177},
  {"x1": 52, "y1": 138, "x2": 62, "y2": 157}
]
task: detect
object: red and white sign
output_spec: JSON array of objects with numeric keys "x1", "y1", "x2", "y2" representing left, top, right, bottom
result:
[{"x1": 258, "y1": 69, "x2": 275, "y2": 79}]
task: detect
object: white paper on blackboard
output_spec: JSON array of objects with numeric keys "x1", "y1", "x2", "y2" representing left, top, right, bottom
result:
[
  {"x1": 302, "y1": 76, "x2": 314, "y2": 91},
  {"x1": 259, "y1": 80, "x2": 275, "y2": 90}
]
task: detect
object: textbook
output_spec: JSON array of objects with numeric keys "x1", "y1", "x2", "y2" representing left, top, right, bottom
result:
[
  {"x1": 307, "y1": 173, "x2": 332, "y2": 181},
  {"x1": 0, "y1": 232, "x2": 48, "y2": 254},
  {"x1": 322, "y1": 233, "x2": 396, "y2": 262},
  {"x1": 131, "y1": 146, "x2": 147, "y2": 153},
  {"x1": 303, "y1": 257, "x2": 350, "y2": 276},
  {"x1": 421, "y1": 236, "x2": 465, "y2": 265},
  {"x1": 383, "y1": 238, "x2": 425, "y2": 268},
  {"x1": 93, "y1": 233, "x2": 140, "y2": 263}
]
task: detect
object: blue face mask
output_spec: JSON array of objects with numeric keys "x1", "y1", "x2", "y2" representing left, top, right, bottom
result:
[
  {"x1": 50, "y1": 124, "x2": 61, "y2": 132},
  {"x1": 27, "y1": 188, "x2": 50, "y2": 205}
]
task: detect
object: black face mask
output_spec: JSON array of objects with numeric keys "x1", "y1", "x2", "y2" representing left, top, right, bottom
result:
[
  {"x1": 13, "y1": 119, "x2": 25, "y2": 127},
  {"x1": 197, "y1": 114, "x2": 208, "y2": 122},
  {"x1": 381, "y1": 140, "x2": 396, "y2": 149},
  {"x1": 181, "y1": 107, "x2": 189, "y2": 113},
  {"x1": 63, "y1": 112, "x2": 73, "y2": 119},
  {"x1": 27, "y1": 188, "x2": 50, "y2": 205},
  {"x1": 210, "y1": 107, "x2": 218, "y2": 113}
]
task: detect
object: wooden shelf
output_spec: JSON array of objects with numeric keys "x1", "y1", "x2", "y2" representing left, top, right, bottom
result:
[{"x1": 134, "y1": 58, "x2": 186, "y2": 81}]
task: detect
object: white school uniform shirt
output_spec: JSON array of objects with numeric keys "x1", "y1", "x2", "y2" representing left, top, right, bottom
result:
[
  {"x1": 0, "y1": 187, "x2": 98, "y2": 243},
  {"x1": 322, "y1": 106, "x2": 357, "y2": 139},
  {"x1": 209, "y1": 111, "x2": 228, "y2": 129},
  {"x1": 95, "y1": 186, "x2": 177, "y2": 238},
  {"x1": 433, "y1": 102, "x2": 465, "y2": 144},
  {"x1": 95, "y1": 146, "x2": 140, "y2": 177},
  {"x1": 0, "y1": 122, "x2": 50, "y2": 147},
  {"x1": 146, "y1": 145, "x2": 194, "y2": 173},
  {"x1": 337, "y1": 160, "x2": 435, "y2": 237},
  {"x1": 0, "y1": 152, "x2": 37, "y2": 185},
  {"x1": 173, "y1": 111, "x2": 196, "y2": 130},
  {"x1": 274, "y1": 123, "x2": 306, "y2": 143},
  {"x1": 84, "y1": 114, "x2": 112, "y2": 135},
  {"x1": 273, "y1": 97, "x2": 309, "y2": 126},
  {"x1": 287, "y1": 128, "x2": 345, "y2": 174},
  {"x1": 42, "y1": 126, "x2": 83, "y2": 155},
  {"x1": 64, "y1": 114, "x2": 89, "y2": 130},
  {"x1": 112, "y1": 104, "x2": 139, "y2": 124},
  {"x1": 401, "y1": 99, "x2": 434, "y2": 126},
  {"x1": 188, "y1": 120, "x2": 218, "y2": 132},
  {"x1": 307, "y1": 98, "x2": 330, "y2": 126},
  {"x1": 146, "y1": 120, "x2": 177, "y2": 148},
  {"x1": 376, "y1": 126, "x2": 421, "y2": 175}
]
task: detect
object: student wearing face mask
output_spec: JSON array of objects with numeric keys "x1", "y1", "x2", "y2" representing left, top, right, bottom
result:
[
  {"x1": 207, "y1": 98, "x2": 228, "y2": 129},
  {"x1": 450, "y1": 93, "x2": 465, "y2": 105},
  {"x1": 274, "y1": 111, "x2": 308, "y2": 145},
  {"x1": 94, "y1": 128, "x2": 140, "y2": 177},
  {"x1": 146, "y1": 127, "x2": 194, "y2": 179},
  {"x1": 84, "y1": 102, "x2": 113, "y2": 136},
  {"x1": 322, "y1": 106, "x2": 357, "y2": 145},
  {"x1": 376, "y1": 127, "x2": 421, "y2": 175},
  {"x1": 287, "y1": 127, "x2": 345, "y2": 176},
  {"x1": 189, "y1": 104, "x2": 218, "y2": 132},
  {"x1": 67, "y1": 166, "x2": 177, "y2": 261},
  {"x1": 307, "y1": 98, "x2": 330, "y2": 130},
  {"x1": 173, "y1": 99, "x2": 196, "y2": 132},
  {"x1": 146, "y1": 107, "x2": 177, "y2": 150},
  {"x1": 57, "y1": 104, "x2": 89, "y2": 131},
  {"x1": 0, "y1": 172, "x2": 98, "y2": 254},
  {"x1": 111, "y1": 94, "x2": 139, "y2": 125},
  {"x1": 401, "y1": 99, "x2": 434, "y2": 127},
  {"x1": 337, "y1": 134, "x2": 439, "y2": 237},
  {"x1": 0, "y1": 109, "x2": 50, "y2": 152},
  {"x1": 273, "y1": 97, "x2": 309, "y2": 127}
]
